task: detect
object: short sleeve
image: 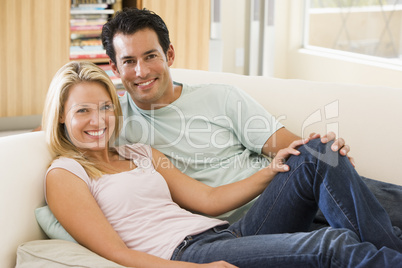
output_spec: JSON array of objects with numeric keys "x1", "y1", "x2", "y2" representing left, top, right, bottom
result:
[
  {"x1": 45, "y1": 157, "x2": 91, "y2": 203},
  {"x1": 224, "y1": 86, "x2": 284, "y2": 153}
]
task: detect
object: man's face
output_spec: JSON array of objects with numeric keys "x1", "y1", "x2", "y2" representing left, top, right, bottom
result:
[{"x1": 111, "y1": 28, "x2": 175, "y2": 110}]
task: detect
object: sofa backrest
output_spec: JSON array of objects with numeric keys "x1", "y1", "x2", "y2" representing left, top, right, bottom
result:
[{"x1": 0, "y1": 131, "x2": 52, "y2": 268}]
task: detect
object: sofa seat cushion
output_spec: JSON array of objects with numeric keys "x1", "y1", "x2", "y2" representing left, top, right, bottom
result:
[{"x1": 16, "y1": 240, "x2": 126, "y2": 268}]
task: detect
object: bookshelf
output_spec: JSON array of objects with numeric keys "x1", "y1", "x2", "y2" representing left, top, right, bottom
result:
[
  {"x1": 69, "y1": 2, "x2": 116, "y2": 63},
  {"x1": 0, "y1": 0, "x2": 209, "y2": 118},
  {"x1": 70, "y1": 1, "x2": 125, "y2": 91},
  {"x1": 98, "y1": 64, "x2": 125, "y2": 96}
]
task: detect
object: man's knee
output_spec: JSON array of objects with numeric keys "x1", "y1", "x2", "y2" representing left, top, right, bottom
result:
[{"x1": 298, "y1": 139, "x2": 341, "y2": 168}]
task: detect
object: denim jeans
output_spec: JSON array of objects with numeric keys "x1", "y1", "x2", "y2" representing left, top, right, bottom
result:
[
  {"x1": 171, "y1": 139, "x2": 402, "y2": 267},
  {"x1": 312, "y1": 176, "x2": 402, "y2": 231}
]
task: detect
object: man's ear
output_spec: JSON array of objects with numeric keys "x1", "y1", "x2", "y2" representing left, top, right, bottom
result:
[
  {"x1": 110, "y1": 60, "x2": 121, "y2": 78},
  {"x1": 166, "y1": 44, "x2": 175, "y2": 67}
]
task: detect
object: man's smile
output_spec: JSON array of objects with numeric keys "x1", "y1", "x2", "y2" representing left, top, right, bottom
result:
[{"x1": 135, "y1": 78, "x2": 157, "y2": 88}]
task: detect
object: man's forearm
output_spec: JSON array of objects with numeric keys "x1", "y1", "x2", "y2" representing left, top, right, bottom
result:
[{"x1": 261, "y1": 127, "x2": 301, "y2": 158}]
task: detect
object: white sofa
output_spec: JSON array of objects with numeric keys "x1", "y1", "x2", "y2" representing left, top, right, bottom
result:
[{"x1": 1, "y1": 68, "x2": 402, "y2": 267}]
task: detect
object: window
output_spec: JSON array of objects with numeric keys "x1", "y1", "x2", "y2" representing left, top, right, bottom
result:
[{"x1": 304, "y1": 0, "x2": 402, "y2": 66}]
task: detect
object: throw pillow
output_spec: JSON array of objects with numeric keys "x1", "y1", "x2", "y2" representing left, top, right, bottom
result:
[{"x1": 35, "y1": 205, "x2": 77, "y2": 243}]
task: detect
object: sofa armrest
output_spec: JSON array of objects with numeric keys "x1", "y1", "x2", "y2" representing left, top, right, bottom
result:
[{"x1": 0, "y1": 131, "x2": 53, "y2": 268}]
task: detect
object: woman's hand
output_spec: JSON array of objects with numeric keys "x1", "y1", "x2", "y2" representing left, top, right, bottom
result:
[
  {"x1": 198, "y1": 261, "x2": 238, "y2": 267},
  {"x1": 267, "y1": 138, "x2": 309, "y2": 173}
]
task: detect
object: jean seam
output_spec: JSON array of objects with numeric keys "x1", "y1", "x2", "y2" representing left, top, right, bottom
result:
[
  {"x1": 318, "y1": 159, "x2": 402, "y2": 251},
  {"x1": 316, "y1": 169, "x2": 360, "y2": 236},
  {"x1": 214, "y1": 226, "x2": 240, "y2": 238},
  {"x1": 252, "y1": 159, "x2": 333, "y2": 235},
  {"x1": 253, "y1": 160, "x2": 308, "y2": 235},
  {"x1": 323, "y1": 252, "x2": 343, "y2": 268}
]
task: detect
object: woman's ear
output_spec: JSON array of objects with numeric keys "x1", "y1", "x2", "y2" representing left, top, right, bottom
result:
[{"x1": 59, "y1": 114, "x2": 65, "y2": 124}]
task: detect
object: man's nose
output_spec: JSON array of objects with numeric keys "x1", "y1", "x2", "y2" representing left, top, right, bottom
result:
[{"x1": 135, "y1": 60, "x2": 150, "y2": 78}]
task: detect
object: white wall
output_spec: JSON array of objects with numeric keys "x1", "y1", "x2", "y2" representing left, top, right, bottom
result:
[
  {"x1": 220, "y1": 0, "x2": 249, "y2": 74},
  {"x1": 273, "y1": 0, "x2": 402, "y2": 89}
]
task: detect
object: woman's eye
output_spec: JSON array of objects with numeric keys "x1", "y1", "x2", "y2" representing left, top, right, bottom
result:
[
  {"x1": 77, "y1": 108, "x2": 87, "y2": 113},
  {"x1": 101, "y1": 104, "x2": 113, "y2": 111}
]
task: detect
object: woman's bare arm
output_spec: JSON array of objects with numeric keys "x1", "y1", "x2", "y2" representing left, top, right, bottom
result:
[
  {"x1": 46, "y1": 168, "x2": 236, "y2": 268},
  {"x1": 152, "y1": 139, "x2": 308, "y2": 217}
]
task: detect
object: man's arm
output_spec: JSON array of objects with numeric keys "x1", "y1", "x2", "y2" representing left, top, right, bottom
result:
[{"x1": 261, "y1": 127, "x2": 301, "y2": 158}]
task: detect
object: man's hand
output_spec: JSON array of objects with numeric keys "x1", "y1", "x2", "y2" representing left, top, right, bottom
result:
[
  {"x1": 309, "y1": 132, "x2": 355, "y2": 167},
  {"x1": 268, "y1": 138, "x2": 309, "y2": 173}
]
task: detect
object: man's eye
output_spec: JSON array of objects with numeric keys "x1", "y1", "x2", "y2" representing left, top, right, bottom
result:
[
  {"x1": 124, "y1": 59, "x2": 135, "y2": 64},
  {"x1": 147, "y1": 54, "x2": 157, "y2": 60}
]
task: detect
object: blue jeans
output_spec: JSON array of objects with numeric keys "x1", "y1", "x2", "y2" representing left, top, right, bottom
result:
[
  {"x1": 171, "y1": 139, "x2": 402, "y2": 267},
  {"x1": 312, "y1": 176, "x2": 402, "y2": 231}
]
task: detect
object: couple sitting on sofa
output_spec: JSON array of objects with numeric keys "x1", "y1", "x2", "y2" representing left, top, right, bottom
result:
[{"x1": 40, "y1": 8, "x2": 402, "y2": 268}]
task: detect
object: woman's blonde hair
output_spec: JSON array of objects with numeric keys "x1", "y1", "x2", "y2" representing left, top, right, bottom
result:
[{"x1": 42, "y1": 61, "x2": 122, "y2": 179}]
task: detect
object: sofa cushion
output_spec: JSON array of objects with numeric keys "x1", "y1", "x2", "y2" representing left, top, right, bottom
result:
[
  {"x1": 16, "y1": 240, "x2": 126, "y2": 268},
  {"x1": 35, "y1": 206, "x2": 76, "y2": 243}
]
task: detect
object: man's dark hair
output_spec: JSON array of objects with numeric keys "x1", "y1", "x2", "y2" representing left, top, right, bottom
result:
[{"x1": 101, "y1": 8, "x2": 171, "y2": 64}]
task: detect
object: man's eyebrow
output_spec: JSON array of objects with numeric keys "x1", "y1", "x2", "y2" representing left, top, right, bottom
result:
[
  {"x1": 143, "y1": 49, "x2": 158, "y2": 55},
  {"x1": 120, "y1": 49, "x2": 159, "y2": 60},
  {"x1": 120, "y1": 55, "x2": 134, "y2": 60}
]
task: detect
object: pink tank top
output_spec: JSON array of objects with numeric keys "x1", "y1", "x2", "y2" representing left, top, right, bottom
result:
[{"x1": 46, "y1": 143, "x2": 226, "y2": 259}]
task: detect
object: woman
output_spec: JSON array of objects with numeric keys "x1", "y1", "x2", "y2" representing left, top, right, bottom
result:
[{"x1": 42, "y1": 61, "x2": 402, "y2": 268}]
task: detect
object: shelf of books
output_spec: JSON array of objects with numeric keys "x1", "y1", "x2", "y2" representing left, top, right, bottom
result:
[
  {"x1": 69, "y1": 2, "x2": 114, "y2": 62},
  {"x1": 98, "y1": 64, "x2": 126, "y2": 96},
  {"x1": 70, "y1": 1, "x2": 125, "y2": 94}
]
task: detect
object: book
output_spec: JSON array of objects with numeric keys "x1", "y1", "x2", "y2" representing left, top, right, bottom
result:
[
  {"x1": 98, "y1": 64, "x2": 126, "y2": 95},
  {"x1": 69, "y1": 3, "x2": 114, "y2": 63},
  {"x1": 70, "y1": 25, "x2": 104, "y2": 31},
  {"x1": 69, "y1": 53, "x2": 108, "y2": 60}
]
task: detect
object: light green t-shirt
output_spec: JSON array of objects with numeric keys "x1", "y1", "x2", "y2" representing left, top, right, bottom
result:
[{"x1": 117, "y1": 83, "x2": 284, "y2": 222}]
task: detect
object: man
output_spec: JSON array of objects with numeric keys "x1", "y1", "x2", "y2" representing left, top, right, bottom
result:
[{"x1": 101, "y1": 8, "x2": 401, "y2": 226}]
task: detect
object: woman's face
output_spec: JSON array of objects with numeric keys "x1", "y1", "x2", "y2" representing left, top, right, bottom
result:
[{"x1": 61, "y1": 81, "x2": 116, "y2": 152}]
